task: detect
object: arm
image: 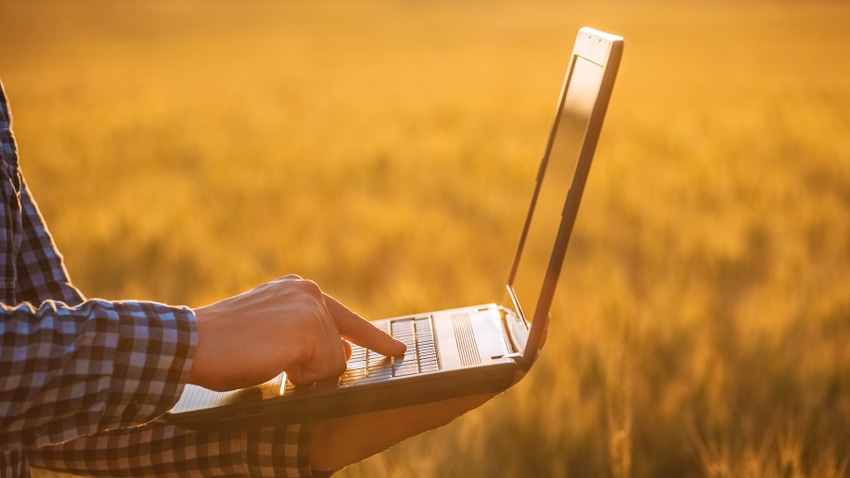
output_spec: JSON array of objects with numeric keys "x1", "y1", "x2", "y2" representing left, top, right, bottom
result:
[
  {"x1": 6, "y1": 201, "x2": 502, "y2": 475},
  {"x1": 188, "y1": 277, "x2": 508, "y2": 474},
  {"x1": 3, "y1": 81, "x2": 505, "y2": 476},
  {"x1": 29, "y1": 422, "x2": 313, "y2": 478},
  {"x1": 29, "y1": 395, "x2": 501, "y2": 478},
  {"x1": 0, "y1": 155, "x2": 196, "y2": 449},
  {"x1": 27, "y1": 277, "x2": 506, "y2": 477},
  {"x1": 1, "y1": 83, "x2": 314, "y2": 477},
  {"x1": 3, "y1": 189, "x2": 316, "y2": 477},
  {"x1": 0, "y1": 299, "x2": 196, "y2": 449},
  {"x1": 4, "y1": 183, "x2": 311, "y2": 477}
]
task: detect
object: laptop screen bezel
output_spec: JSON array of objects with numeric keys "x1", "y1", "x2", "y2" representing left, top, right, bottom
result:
[{"x1": 506, "y1": 27, "x2": 623, "y2": 370}]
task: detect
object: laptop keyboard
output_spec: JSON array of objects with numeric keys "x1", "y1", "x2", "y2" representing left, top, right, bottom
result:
[{"x1": 339, "y1": 315, "x2": 440, "y2": 386}]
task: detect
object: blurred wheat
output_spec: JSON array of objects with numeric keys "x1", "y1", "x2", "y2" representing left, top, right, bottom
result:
[{"x1": 1, "y1": 0, "x2": 849, "y2": 476}]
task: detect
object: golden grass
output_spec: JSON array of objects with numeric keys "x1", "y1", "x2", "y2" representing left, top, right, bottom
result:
[{"x1": 2, "y1": 0, "x2": 849, "y2": 476}]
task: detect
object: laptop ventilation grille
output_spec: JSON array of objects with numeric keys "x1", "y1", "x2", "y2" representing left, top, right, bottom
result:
[{"x1": 451, "y1": 313, "x2": 482, "y2": 367}]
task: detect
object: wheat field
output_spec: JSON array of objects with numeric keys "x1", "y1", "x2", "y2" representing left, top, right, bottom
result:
[{"x1": 2, "y1": 0, "x2": 849, "y2": 476}]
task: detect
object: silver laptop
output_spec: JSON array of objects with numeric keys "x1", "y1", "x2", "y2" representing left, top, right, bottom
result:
[{"x1": 166, "y1": 27, "x2": 623, "y2": 431}]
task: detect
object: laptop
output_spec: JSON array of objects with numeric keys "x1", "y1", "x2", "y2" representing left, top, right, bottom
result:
[{"x1": 165, "y1": 27, "x2": 623, "y2": 431}]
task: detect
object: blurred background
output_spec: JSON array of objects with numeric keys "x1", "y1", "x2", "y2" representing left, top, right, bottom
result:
[{"x1": 2, "y1": 0, "x2": 849, "y2": 476}]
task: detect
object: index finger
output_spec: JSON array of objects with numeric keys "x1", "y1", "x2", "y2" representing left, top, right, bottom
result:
[{"x1": 323, "y1": 293, "x2": 407, "y2": 357}]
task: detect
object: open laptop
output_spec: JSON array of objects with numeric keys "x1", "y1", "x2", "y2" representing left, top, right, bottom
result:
[{"x1": 166, "y1": 27, "x2": 623, "y2": 431}]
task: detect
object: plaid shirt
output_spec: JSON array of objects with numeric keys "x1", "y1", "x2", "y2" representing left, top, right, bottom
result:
[{"x1": 0, "y1": 81, "x2": 312, "y2": 477}]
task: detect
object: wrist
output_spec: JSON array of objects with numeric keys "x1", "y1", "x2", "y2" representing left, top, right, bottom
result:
[{"x1": 186, "y1": 305, "x2": 211, "y2": 388}]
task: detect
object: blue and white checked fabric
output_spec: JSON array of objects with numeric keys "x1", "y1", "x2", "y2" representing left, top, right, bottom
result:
[{"x1": 0, "y1": 80, "x2": 312, "y2": 477}]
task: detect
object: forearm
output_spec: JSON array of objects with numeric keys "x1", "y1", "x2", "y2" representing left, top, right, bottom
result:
[
  {"x1": 0, "y1": 299, "x2": 195, "y2": 449},
  {"x1": 27, "y1": 421, "x2": 313, "y2": 478}
]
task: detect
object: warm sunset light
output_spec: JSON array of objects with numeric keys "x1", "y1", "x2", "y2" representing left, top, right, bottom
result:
[{"x1": 2, "y1": 0, "x2": 848, "y2": 476}]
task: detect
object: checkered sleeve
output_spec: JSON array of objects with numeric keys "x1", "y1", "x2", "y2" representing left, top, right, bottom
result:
[
  {"x1": 2, "y1": 80, "x2": 317, "y2": 477},
  {"x1": 1, "y1": 84, "x2": 197, "y2": 446},
  {"x1": 15, "y1": 177, "x2": 86, "y2": 307},
  {"x1": 0, "y1": 299, "x2": 196, "y2": 449},
  {"x1": 27, "y1": 421, "x2": 314, "y2": 477}
]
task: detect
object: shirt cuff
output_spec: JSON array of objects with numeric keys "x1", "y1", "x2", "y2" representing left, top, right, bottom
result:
[{"x1": 103, "y1": 300, "x2": 197, "y2": 428}]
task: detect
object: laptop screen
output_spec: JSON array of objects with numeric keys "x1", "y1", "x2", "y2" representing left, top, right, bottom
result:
[{"x1": 507, "y1": 28, "x2": 621, "y2": 363}]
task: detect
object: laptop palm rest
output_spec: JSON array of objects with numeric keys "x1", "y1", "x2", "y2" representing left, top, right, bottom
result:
[{"x1": 433, "y1": 306, "x2": 512, "y2": 370}]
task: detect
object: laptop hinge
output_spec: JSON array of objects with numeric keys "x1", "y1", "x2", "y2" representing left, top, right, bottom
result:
[{"x1": 499, "y1": 306, "x2": 529, "y2": 356}]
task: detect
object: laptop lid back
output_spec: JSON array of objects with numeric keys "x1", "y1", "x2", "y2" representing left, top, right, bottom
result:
[{"x1": 507, "y1": 27, "x2": 623, "y2": 369}]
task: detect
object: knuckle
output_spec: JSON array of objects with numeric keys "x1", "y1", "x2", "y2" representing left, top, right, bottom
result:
[{"x1": 296, "y1": 279, "x2": 323, "y2": 298}]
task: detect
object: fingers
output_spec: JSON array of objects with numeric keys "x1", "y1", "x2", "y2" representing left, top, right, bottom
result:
[
  {"x1": 323, "y1": 293, "x2": 407, "y2": 357},
  {"x1": 343, "y1": 340, "x2": 353, "y2": 361},
  {"x1": 277, "y1": 276, "x2": 400, "y2": 350},
  {"x1": 310, "y1": 393, "x2": 495, "y2": 471},
  {"x1": 261, "y1": 275, "x2": 405, "y2": 384}
]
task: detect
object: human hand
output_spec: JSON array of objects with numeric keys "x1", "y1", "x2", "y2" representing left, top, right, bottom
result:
[
  {"x1": 188, "y1": 275, "x2": 543, "y2": 473},
  {"x1": 309, "y1": 392, "x2": 499, "y2": 473},
  {"x1": 187, "y1": 275, "x2": 406, "y2": 392},
  {"x1": 308, "y1": 316, "x2": 548, "y2": 472}
]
